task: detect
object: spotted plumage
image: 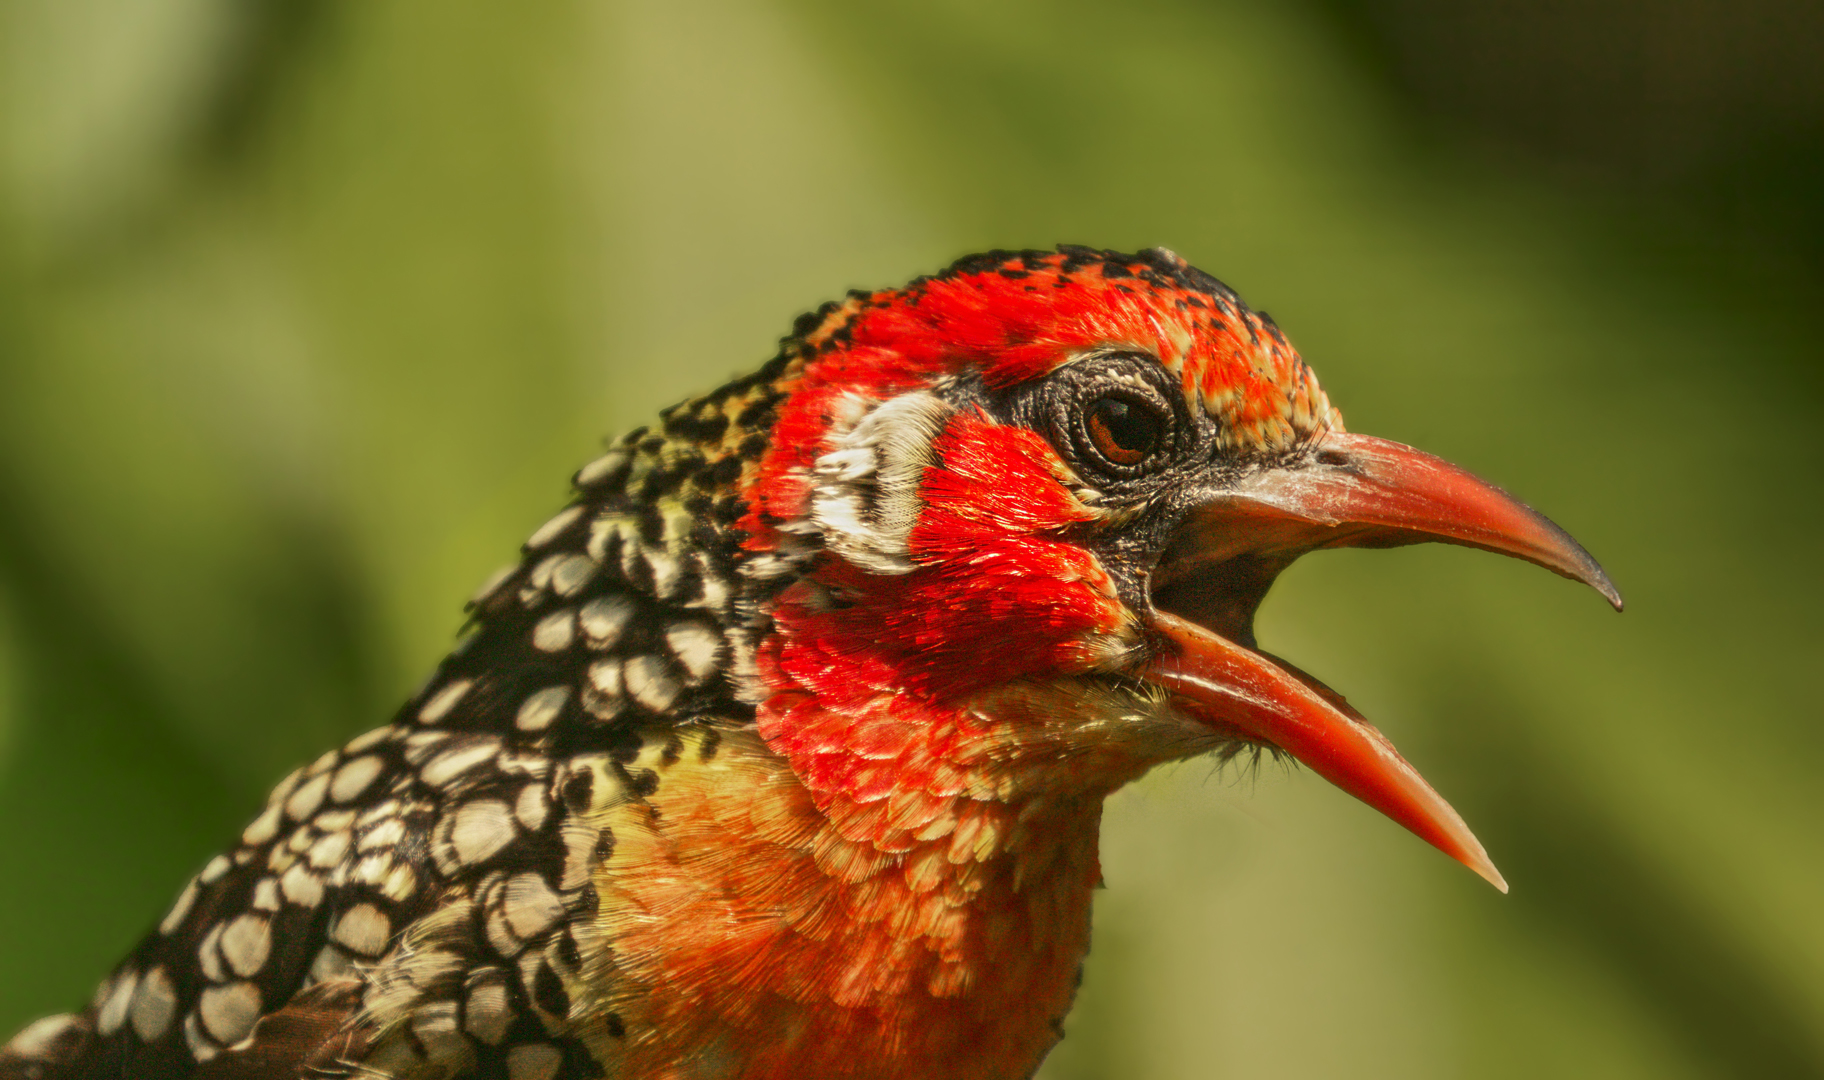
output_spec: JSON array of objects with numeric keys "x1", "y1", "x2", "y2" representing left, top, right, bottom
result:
[
  {"x1": 1, "y1": 247, "x2": 1618, "y2": 1080},
  {"x1": 0, "y1": 323, "x2": 793, "y2": 1079}
]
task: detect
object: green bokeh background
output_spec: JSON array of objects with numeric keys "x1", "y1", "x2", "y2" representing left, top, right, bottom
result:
[{"x1": 1, "y1": 2, "x2": 1819, "y2": 1077}]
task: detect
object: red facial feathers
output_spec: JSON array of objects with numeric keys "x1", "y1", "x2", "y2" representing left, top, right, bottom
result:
[
  {"x1": 739, "y1": 248, "x2": 1341, "y2": 566},
  {"x1": 744, "y1": 247, "x2": 1336, "y2": 851}
]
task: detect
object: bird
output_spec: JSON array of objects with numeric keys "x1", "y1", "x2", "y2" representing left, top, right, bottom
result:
[{"x1": 0, "y1": 246, "x2": 1620, "y2": 1080}]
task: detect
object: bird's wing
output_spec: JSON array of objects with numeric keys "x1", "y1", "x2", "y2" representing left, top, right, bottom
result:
[
  {"x1": 0, "y1": 666, "x2": 637, "y2": 1078},
  {"x1": 0, "y1": 377, "x2": 786, "y2": 1080}
]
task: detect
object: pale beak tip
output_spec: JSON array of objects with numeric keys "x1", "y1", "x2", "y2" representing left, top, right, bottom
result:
[
  {"x1": 1555, "y1": 536, "x2": 1622, "y2": 611},
  {"x1": 1559, "y1": 545, "x2": 1622, "y2": 611},
  {"x1": 1461, "y1": 846, "x2": 1509, "y2": 893}
]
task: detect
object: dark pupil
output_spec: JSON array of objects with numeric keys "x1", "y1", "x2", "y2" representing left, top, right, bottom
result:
[{"x1": 1086, "y1": 396, "x2": 1160, "y2": 466}]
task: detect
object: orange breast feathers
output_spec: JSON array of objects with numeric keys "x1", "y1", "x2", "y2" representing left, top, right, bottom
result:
[{"x1": 574, "y1": 723, "x2": 1108, "y2": 1080}]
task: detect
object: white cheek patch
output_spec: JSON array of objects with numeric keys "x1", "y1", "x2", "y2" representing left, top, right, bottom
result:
[{"x1": 807, "y1": 390, "x2": 955, "y2": 574}]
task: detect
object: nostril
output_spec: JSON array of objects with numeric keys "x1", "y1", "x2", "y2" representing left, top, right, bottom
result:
[{"x1": 1315, "y1": 449, "x2": 1348, "y2": 467}]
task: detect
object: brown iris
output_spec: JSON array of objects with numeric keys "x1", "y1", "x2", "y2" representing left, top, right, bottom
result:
[{"x1": 1085, "y1": 395, "x2": 1164, "y2": 467}]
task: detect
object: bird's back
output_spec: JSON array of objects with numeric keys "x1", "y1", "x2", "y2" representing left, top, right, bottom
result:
[{"x1": 0, "y1": 356, "x2": 803, "y2": 1080}]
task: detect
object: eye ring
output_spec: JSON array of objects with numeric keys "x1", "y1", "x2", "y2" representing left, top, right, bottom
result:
[{"x1": 1080, "y1": 393, "x2": 1168, "y2": 471}]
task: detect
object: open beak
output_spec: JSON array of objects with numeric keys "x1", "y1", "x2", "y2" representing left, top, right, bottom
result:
[{"x1": 1143, "y1": 432, "x2": 1621, "y2": 892}]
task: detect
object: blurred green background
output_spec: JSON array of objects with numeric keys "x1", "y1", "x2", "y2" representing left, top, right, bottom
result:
[{"x1": 1, "y1": 1, "x2": 1819, "y2": 1077}]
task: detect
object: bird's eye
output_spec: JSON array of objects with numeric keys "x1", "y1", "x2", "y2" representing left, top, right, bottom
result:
[{"x1": 1084, "y1": 395, "x2": 1165, "y2": 467}]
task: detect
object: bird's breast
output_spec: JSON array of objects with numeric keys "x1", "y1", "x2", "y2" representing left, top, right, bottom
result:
[{"x1": 569, "y1": 724, "x2": 1103, "y2": 1080}]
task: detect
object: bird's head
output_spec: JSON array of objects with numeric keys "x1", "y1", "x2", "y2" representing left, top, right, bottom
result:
[{"x1": 737, "y1": 247, "x2": 1619, "y2": 890}]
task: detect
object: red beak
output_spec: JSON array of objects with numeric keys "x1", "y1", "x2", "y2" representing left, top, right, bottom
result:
[{"x1": 1143, "y1": 432, "x2": 1620, "y2": 891}]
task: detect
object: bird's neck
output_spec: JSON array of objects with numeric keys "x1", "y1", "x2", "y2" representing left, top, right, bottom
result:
[
  {"x1": 574, "y1": 702, "x2": 1127, "y2": 1080},
  {"x1": 563, "y1": 540, "x2": 1189, "y2": 1077}
]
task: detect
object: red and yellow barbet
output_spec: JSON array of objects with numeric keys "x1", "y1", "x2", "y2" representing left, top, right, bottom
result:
[{"x1": 0, "y1": 248, "x2": 1619, "y2": 1080}]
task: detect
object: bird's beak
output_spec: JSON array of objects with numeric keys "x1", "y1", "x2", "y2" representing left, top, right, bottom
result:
[{"x1": 1142, "y1": 432, "x2": 1621, "y2": 891}]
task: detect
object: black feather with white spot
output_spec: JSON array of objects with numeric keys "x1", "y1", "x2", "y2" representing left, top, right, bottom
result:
[{"x1": 0, "y1": 350, "x2": 801, "y2": 1080}]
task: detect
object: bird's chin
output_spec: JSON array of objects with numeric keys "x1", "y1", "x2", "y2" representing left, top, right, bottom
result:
[{"x1": 1134, "y1": 431, "x2": 1622, "y2": 892}]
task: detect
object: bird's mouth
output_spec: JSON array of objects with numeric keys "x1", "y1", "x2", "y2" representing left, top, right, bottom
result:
[{"x1": 1142, "y1": 432, "x2": 1621, "y2": 891}]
